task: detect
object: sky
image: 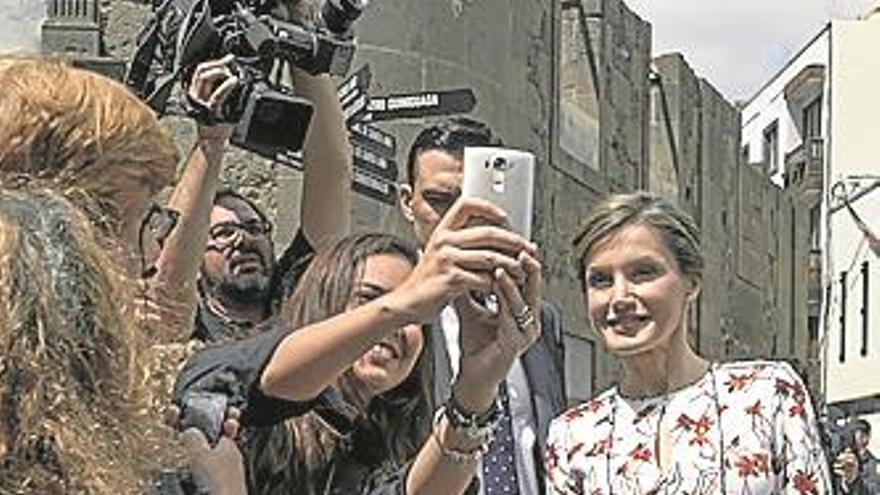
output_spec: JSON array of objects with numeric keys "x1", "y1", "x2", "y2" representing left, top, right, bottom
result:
[
  {"x1": 1, "y1": 0, "x2": 875, "y2": 102},
  {"x1": 625, "y1": 0, "x2": 876, "y2": 103},
  {"x1": 0, "y1": 0, "x2": 43, "y2": 52}
]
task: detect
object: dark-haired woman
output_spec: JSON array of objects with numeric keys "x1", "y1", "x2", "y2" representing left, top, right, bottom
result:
[
  {"x1": 545, "y1": 192, "x2": 830, "y2": 494},
  {"x1": 176, "y1": 196, "x2": 543, "y2": 495}
]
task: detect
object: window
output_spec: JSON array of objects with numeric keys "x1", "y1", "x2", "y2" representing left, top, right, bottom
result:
[
  {"x1": 809, "y1": 205, "x2": 820, "y2": 251},
  {"x1": 802, "y1": 97, "x2": 822, "y2": 140},
  {"x1": 763, "y1": 122, "x2": 779, "y2": 175},
  {"x1": 558, "y1": 3, "x2": 600, "y2": 171}
]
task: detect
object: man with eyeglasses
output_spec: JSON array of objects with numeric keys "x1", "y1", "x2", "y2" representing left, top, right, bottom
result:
[
  {"x1": 153, "y1": 56, "x2": 352, "y2": 343},
  {"x1": 193, "y1": 189, "x2": 312, "y2": 341}
]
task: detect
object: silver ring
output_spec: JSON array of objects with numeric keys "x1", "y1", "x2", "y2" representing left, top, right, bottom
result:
[{"x1": 512, "y1": 305, "x2": 535, "y2": 331}]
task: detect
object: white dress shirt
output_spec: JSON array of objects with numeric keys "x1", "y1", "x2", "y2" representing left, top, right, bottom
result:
[{"x1": 440, "y1": 305, "x2": 540, "y2": 495}]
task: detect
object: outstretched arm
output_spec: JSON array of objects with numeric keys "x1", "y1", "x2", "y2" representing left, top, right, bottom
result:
[
  {"x1": 405, "y1": 251, "x2": 543, "y2": 495},
  {"x1": 140, "y1": 56, "x2": 238, "y2": 343},
  {"x1": 260, "y1": 198, "x2": 534, "y2": 403},
  {"x1": 293, "y1": 69, "x2": 352, "y2": 251}
]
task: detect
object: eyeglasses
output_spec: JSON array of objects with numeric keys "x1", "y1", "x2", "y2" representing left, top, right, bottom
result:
[
  {"x1": 208, "y1": 219, "x2": 272, "y2": 247},
  {"x1": 138, "y1": 202, "x2": 181, "y2": 278}
]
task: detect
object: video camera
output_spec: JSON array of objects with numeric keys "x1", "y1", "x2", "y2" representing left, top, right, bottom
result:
[{"x1": 126, "y1": 0, "x2": 366, "y2": 158}]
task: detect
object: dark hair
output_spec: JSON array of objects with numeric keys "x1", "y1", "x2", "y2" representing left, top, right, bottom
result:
[
  {"x1": 854, "y1": 419, "x2": 871, "y2": 436},
  {"x1": 405, "y1": 117, "x2": 502, "y2": 185},
  {"x1": 213, "y1": 188, "x2": 271, "y2": 226},
  {"x1": 244, "y1": 232, "x2": 432, "y2": 495}
]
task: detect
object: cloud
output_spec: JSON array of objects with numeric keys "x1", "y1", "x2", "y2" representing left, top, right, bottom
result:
[{"x1": 625, "y1": 0, "x2": 873, "y2": 101}]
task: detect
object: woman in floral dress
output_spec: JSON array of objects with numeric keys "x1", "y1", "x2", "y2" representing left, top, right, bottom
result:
[{"x1": 545, "y1": 192, "x2": 830, "y2": 494}]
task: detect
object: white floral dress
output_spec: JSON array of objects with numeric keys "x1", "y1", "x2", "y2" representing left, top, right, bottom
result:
[{"x1": 545, "y1": 361, "x2": 831, "y2": 494}]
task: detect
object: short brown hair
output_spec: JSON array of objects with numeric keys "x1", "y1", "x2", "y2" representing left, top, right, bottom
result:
[{"x1": 574, "y1": 191, "x2": 704, "y2": 289}]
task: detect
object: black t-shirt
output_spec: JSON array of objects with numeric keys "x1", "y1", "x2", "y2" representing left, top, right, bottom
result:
[
  {"x1": 193, "y1": 228, "x2": 314, "y2": 343},
  {"x1": 173, "y1": 321, "x2": 410, "y2": 495}
]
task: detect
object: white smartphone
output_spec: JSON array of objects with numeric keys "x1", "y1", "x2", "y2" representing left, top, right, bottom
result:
[{"x1": 461, "y1": 146, "x2": 535, "y2": 239}]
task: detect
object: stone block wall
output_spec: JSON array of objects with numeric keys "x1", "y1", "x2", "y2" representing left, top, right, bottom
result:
[{"x1": 649, "y1": 53, "x2": 812, "y2": 370}]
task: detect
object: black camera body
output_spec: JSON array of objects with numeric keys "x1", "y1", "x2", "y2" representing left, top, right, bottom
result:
[{"x1": 127, "y1": 0, "x2": 365, "y2": 157}]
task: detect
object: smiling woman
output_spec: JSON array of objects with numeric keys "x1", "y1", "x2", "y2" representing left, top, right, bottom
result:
[
  {"x1": 245, "y1": 233, "x2": 433, "y2": 495},
  {"x1": 174, "y1": 196, "x2": 544, "y2": 495},
  {"x1": 546, "y1": 192, "x2": 831, "y2": 495}
]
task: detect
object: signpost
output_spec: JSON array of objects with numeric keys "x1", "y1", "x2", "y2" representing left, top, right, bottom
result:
[
  {"x1": 327, "y1": 72, "x2": 480, "y2": 204},
  {"x1": 349, "y1": 121, "x2": 396, "y2": 158},
  {"x1": 361, "y1": 88, "x2": 477, "y2": 122},
  {"x1": 352, "y1": 167, "x2": 398, "y2": 205},
  {"x1": 337, "y1": 64, "x2": 372, "y2": 123}
]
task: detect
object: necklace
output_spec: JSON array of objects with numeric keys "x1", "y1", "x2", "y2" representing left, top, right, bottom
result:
[{"x1": 605, "y1": 363, "x2": 727, "y2": 494}]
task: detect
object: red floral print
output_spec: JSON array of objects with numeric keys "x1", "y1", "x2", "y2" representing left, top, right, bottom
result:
[{"x1": 545, "y1": 361, "x2": 830, "y2": 494}]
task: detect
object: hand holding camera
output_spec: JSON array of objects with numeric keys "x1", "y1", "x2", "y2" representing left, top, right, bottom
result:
[
  {"x1": 180, "y1": 426, "x2": 247, "y2": 495},
  {"x1": 186, "y1": 55, "x2": 240, "y2": 143},
  {"x1": 127, "y1": 0, "x2": 368, "y2": 156},
  {"x1": 166, "y1": 392, "x2": 241, "y2": 445}
]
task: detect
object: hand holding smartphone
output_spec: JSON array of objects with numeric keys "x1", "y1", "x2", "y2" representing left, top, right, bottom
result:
[{"x1": 460, "y1": 146, "x2": 535, "y2": 319}]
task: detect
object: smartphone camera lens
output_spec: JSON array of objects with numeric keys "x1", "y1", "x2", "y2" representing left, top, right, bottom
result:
[{"x1": 492, "y1": 156, "x2": 508, "y2": 171}]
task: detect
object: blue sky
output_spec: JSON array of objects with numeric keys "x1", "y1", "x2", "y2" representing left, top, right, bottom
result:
[{"x1": 626, "y1": 0, "x2": 875, "y2": 102}]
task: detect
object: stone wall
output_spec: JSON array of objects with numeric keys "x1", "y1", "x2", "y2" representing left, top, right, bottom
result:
[
  {"x1": 90, "y1": 0, "x2": 814, "y2": 402},
  {"x1": 649, "y1": 54, "x2": 812, "y2": 374}
]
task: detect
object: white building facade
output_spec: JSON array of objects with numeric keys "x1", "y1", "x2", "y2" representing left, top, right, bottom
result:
[{"x1": 742, "y1": 7, "x2": 880, "y2": 452}]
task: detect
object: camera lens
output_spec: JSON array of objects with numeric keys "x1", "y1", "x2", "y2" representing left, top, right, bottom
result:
[{"x1": 492, "y1": 156, "x2": 508, "y2": 170}]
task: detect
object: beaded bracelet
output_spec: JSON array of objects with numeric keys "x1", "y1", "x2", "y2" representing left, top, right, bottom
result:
[
  {"x1": 443, "y1": 392, "x2": 501, "y2": 443},
  {"x1": 431, "y1": 406, "x2": 492, "y2": 463}
]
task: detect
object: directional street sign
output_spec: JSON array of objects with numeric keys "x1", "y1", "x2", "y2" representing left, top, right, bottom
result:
[
  {"x1": 361, "y1": 88, "x2": 477, "y2": 122},
  {"x1": 272, "y1": 147, "x2": 398, "y2": 204},
  {"x1": 281, "y1": 72, "x2": 477, "y2": 204},
  {"x1": 349, "y1": 122, "x2": 396, "y2": 158},
  {"x1": 338, "y1": 65, "x2": 372, "y2": 124},
  {"x1": 353, "y1": 144, "x2": 398, "y2": 181},
  {"x1": 352, "y1": 167, "x2": 398, "y2": 205}
]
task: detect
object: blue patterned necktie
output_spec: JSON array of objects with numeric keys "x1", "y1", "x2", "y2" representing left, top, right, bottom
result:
[{"x1": 481, "y1": 382, "x2": 520, "y2": 494}]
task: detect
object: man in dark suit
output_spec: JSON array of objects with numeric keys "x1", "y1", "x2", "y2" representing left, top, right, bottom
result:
[{"x1": 398, "y1": 117, "x2": 566, "y2": 495}]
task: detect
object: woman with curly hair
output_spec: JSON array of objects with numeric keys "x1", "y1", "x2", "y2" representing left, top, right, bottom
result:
[
  {"x1": 0, "y1": 186, "x2": 177, "y2": 494},
  {"x1": 0, "y1": 57, "x2": 229, "y2": 494}
]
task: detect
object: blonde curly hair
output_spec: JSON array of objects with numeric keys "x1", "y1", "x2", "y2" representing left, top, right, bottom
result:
[
  {"x1": 0, "y1": 56, "x2": 179, "y2": 233},
  {"x1": 0, "y1": 186, "x2": 178, "y2": 494}
]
